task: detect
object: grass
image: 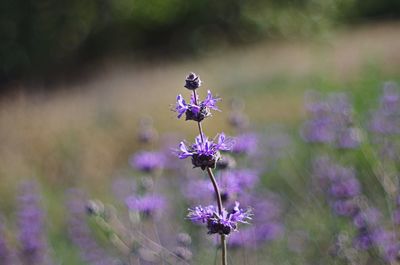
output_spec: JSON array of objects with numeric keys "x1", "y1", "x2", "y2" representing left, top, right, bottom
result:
[{"x1": 0, "y1": 22, "x2": 400, "y2": 264}]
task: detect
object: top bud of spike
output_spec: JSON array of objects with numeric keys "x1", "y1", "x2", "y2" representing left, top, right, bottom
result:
[{"x1": 184, "y1": 72, "x2": 202, "y2": 90}]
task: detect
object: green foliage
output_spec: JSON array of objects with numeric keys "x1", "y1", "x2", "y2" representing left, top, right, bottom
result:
[{"x1": 0, "y1": 0, "x2": 399, "y2": 82}]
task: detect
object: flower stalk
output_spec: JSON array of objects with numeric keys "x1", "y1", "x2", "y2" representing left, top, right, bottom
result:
[{"x1": 193, "y1": 85, "x2": 227, "y2": 265}]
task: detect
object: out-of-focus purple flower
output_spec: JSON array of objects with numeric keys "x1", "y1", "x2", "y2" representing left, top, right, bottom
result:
[
  {"x1": 369, "y1": 82, "x2": 400, "y2": 135},
  {"x1": 17, "y1": 181, "x2": 52, "y2": 265},
  {"x1": 329, "y1": 176, "x2": 361, "y2": 199},
  {"x1": 393, "y1": 209, "x2": 400, "y2": 225},
  {"x1": 66, "y1": 189, "x2": 117, "y2": 265},
  {"x1": 301, "y1": 119, "x2": 336, "y2": 144},
  {"x1": 111, "y1": 177, "x2": 136, "y2": 203},
  {"x1": 182, "y1": 179, "x2": 212, "y2": 204},
  {"x1": 227, "y1": 222, "x2": 284, "y2": 249},
  {"x1": 372, "y1": 228, "x2": 400, "y2": 262},
  {"x1": 184, "y1": 169, "x2": 259, "y2": 204},
  {"x1": 337, "y1": 127, "x2": 363, "y2": 149},
  {"x1": 250, "y1": 196, "x2": 283, "y2": 221},
  {"x1": 256, "y1": 222, "x2": 284, "y2": 242},
  {"x1": 130, "y1": 151, "x2": 165, "y2": 173},
  {"x1": 331, "y1": 199, "x2": 359, "y2": 217},
  {"x1": 232, "y1": 133, "x2": 259, "y2": 155},
  {"x1": 174, "y1": 90, "x2": 220, "y2": 122},
  {"x1": 125, "y1": 194, "x2": 166, "y2": 218},
  {"x1": 353, "y1": 208, "x2": 381, "y2": 229},
  {"x1": 312, "y1": 157, "x2": 356, "y2": 191},
  {"x1": 187, "y1": 202, "x2": 251, "y2": 235},
  {"x1": 353, "y1": 230, "x2": 374, "y2": 250},
  {"x1": 178, "y1": 133, "x2": 234, "y2": 170},
  {"x1": 301, "y1": 91, "x2": 361, "y2": 148},
  {"x1": 312, "y1": 157, "x2": 362, "y2": 218},
  {"x1": 219, "y1": 169, "x2": 259, "y2": 202},
  {"x1": 215, "y1": 154, "x2": 236, "y2": 170}
]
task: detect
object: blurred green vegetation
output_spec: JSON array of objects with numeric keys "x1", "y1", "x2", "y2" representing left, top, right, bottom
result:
[{"x1": 0, "y1": 0, "x2": 399, "y2": 82}]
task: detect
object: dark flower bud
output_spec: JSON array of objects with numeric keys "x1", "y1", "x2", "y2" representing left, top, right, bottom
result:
[
  {"x1": 185, "y1": 105, "x2": 211, "y2": 122},
  {"x1": 207, "y1": 220, "x2": 231, "y2": 235},
  {"x1": 86, "y1": 200, "x2": 104, "y2": 216},
  {"x1": 184, "y1": 72, "x2": 202, "y2": 90},
  {"x1": 191, "y1": 152, "x2": 221, "y2": 170}
]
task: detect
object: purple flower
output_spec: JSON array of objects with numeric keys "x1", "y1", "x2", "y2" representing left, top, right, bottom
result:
[
  {"x1": 217, "y1": 169, "x2": 259, "y2": 202},
  {"x1": 175, "y1": 95, "x2": 189, "y2": 119},
  {"x1": 369, "y1": 82, "x2": 400, "y2": 135},
  {"x1": 354, "y1": 231, "x2": 374, "y2": 250},
  {"x1": 178, "y1": 133, "x2": 234, "y2": 170},
  {"x1": 111, "y1": 177, "x2": 137, "y2": 203},
  {"x1": 232, "y1": 133, "x2": 259, "y2": 155},
  {"x1": 202, "y1": 90, "x2": 220, "y2": 111},
  {"x1": 174, "y1": 90, "x2": 221, "y2": 122},
  {"x1": 182, "y1": 179, "x2": 212, "y2": 203},
  {"x1": 66, "y1": 189, "x2": 117, "y2": 265},
  {"x1": 125, "y1": 194, "x2": 166, "y2": 218},
  {"x1": 301, "y1": 91, "x2": 361, "y2": 148},
  {"x1": 337, "y1": 127, "x2": 362, "y2": 149},
  {"x1": 187, "y1": 205, "x2": 216, "y2": 223},
  {"x1": 331, "y1": 199, "x2": 359, "y2": 217},
  {"x1": 373, "y1": 229, "x2": 400, "y2": 262},
  {"x1": 301, "y1": 119, "x2": 335, "y2": 144},
  {"x1": 17, "y1": 181, "x2": 53, "y2": 265},
  {"x1": 353, "y1": 208, "x2": 381, "y2": 229},
  {"x1": 187, "y1": 202, "x2": 251, "y2": 235},
  {"x1": 255, "y1": 222, "x2": 284, "y2": 242},
  {"x1": 329, "y1": 176, "x2": 361, "y2": 199},
  {"x1": 130, "y1": 151, "x2": 165, "y2": 173}
]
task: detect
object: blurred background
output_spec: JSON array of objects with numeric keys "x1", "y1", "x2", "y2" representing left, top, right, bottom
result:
[{"x1": 1, "y1": 0, "x2": 400, "y2": 264}]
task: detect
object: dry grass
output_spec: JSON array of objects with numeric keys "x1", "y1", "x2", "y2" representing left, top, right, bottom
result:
[{"x1": 0, "y1": 22, "x2": 400, "y2": 198}]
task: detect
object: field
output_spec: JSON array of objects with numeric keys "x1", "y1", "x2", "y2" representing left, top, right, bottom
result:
[{"x1": 1, "y1": 22, "x2": 400, "y2": 265}]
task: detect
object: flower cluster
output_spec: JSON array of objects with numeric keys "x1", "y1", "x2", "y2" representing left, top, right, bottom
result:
[
  {"x1": 187, "y1": 202, "x2": 251, "y2": 235},
  {"x1": 301, "y1": 91, "x2": 362, "y2": 149},
  {"x1": 228, "y1": 194, "x2": 284, "y2": 248},
  {"x1": 312, "y1": 156, "x2": 361, "y2": 217},
  {"x1": 182, "y1": 169, "x2": 259, "y2": 205},
  {"x1": 312, "y1": 156, "x2": 400, "y2": 262},
  {"x1": 175, "y1": 90, "x2": 220, "y2": 122},
  {"x1": 231, "y1": 132, "x2": 259, "y2": 155},
  {"x1": 66, "y1": 189, "x2": 117, "y2": 265},
  {"x1": 17, "y1": 181, "x2": 52, "y2": 265},
  {"x1": 369, "y1": 82, "x2": 400, "y2": 160},
  {"x1": 369, "y1": 82, "x2": 400, "y2": 135},
  {"x1": 178, "y1": 133, "x2": 234, "y2": 170},
  {"x1": 130, "y1": 151, "x2": 165, "y2": 173},
  {"x1": 125, "y1": 194, "x2": 166, "y2": 218}
]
